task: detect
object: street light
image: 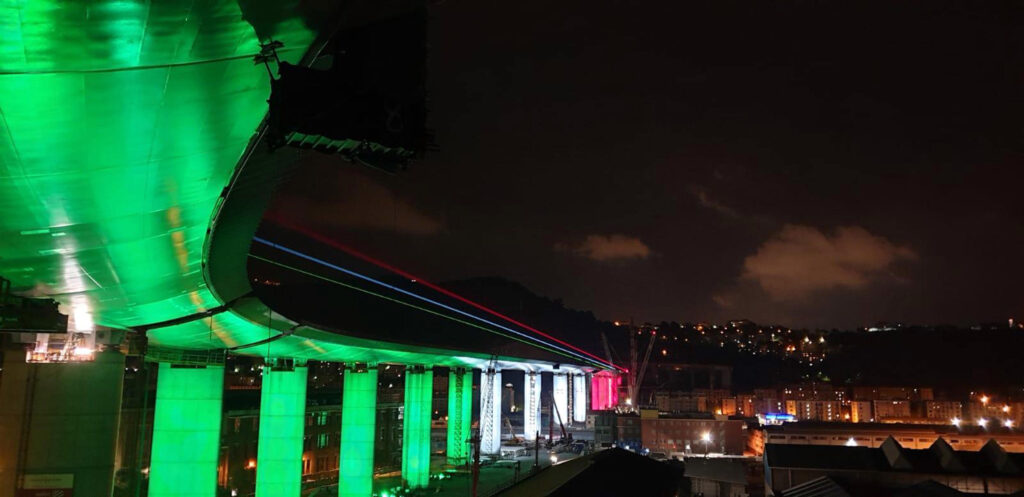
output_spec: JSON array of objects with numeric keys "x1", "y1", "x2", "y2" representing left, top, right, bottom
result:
[
  {"x1": 951, "y1": 417, "x2": 961, "y2": 427},
  {"x1": 1005, "y1": 419, "x2": 1014, "y2": 429},
  {"x1": 979, "y1": 418, "x2": 989, "y2": 428},
  {"x1": 701, "y1": 432, "x2": 711, "y2": 458}
]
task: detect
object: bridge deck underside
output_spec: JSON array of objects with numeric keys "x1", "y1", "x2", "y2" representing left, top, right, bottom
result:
[
  {"x1": 0, "y1": 2, "x2": 601, "y2": 373},
  {"x1": 0, "y1": 0, "x2": 312, "y2": 341}
]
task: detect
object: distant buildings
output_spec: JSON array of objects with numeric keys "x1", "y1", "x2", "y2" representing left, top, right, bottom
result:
[
  {"x1": 764, "y1": 422, "x2": 1024, "y2": 453},
  {"x1": 924, "y1": 400, "x2": 963, "y2": 421},
  {"x1": 873, "y1": 400, "x2": 913, "y2": 421},
  {"x1": 216, "y1": 397, "x2": 404, "y2": 496},
  {"x1": 642, "y1": 375, "x2": 1020, "y2": 432},
  {"x1": 852, "y1": 386, "x2": 934, "y2": 402},
  {"x1": 587, "y1": 410, "x2": 617, "y2": 446},
  {"x1": 616, "y1": 409, "x2": 748, "y2": 457},
  {"x1": 790, "y1": 400, "x2": 842, "y2": 422},
  {"x1": 850, "y1": 400, "x2": 872, "y2": 423}
]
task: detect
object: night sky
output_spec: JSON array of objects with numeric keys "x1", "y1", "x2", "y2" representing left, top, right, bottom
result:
[{"x1": 269, "y1": 2, "x2": 1024, "y2": 329}]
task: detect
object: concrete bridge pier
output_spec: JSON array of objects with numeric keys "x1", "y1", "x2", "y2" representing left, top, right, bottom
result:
[
  {"x1": 402, "y1": 366, "x2": 432, "y2": 488},
  {"x1": 572, "y1": 373, "x2": 588, "y2": 423},
  {"x1": 0, "y1": 347, "x2": 125, "y2": 497},
  {"x1": 551, "y1": 372, "x2": 569, "y2": 434},
  {"x1": 254, "y1": 362, "x2": 308, "y2": 497},
  {"x1": 446, "y1": 368, "x2": 472, "y2": 465},
  {"x1": 149, "y1": 363, "x2": 225, "y2": 497},
  {"x1": 523, "y1": 371, "x2": 541, "y2": 440},
  {"x1": 339, "y1": 364, "x2": 378, "y2": 497},
  {"x1": 479, "y1": 368, "x2": 502, "y2": 454},
  {"x1": 590, "y1": 370, "x2": 620, "y2": 410}
]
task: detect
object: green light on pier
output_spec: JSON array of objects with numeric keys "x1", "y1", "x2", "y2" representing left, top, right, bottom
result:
[
  {"x1": 339, "y1": 365, "x2": 378, "y2": 497},
  {"x1": 402, "y1": 367, "x2": 433, "y2": 488},
  {"x1": 149, "y1": 364, "x2": 224, "y2": 497},
  {"x1": 256, "y1": 366, "x2": 308, "y2": 497}
]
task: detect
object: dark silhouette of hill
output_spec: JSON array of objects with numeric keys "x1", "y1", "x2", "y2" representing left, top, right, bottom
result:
[
  {"x1": 439, "y1": 277, "x2": 619, "y2": 362},
  {"x1": 438, "y1": 278, "x2": 805, "y2": 390},
  {"x1": 823, "y1": 327, "x2": 1024, "y2": 395}
]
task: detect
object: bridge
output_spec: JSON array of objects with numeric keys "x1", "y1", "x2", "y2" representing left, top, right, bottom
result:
[{"x1": 0, "y1": 2, "x2": 622, "y2": 496}]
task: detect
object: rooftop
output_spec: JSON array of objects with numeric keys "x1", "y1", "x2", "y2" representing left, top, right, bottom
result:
[{"x1": 766, "y1": 437, "x2": 1024, "y2": 477}]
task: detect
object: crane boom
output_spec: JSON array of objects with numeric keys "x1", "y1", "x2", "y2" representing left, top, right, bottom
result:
[
  {"x1": 550, "y1": 391, "x2": 568, "y2": 440},
  {"x1": 600, "y1": 331, "x2": 616, "y2": 368},
  {"x1": 628, "y1": 320, "x2": 638, "y2": 406},
  {"x1": 634, "y1": 330, "x2": 657, "y2": 405}
]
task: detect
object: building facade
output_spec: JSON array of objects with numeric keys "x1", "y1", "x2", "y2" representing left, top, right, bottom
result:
[
  {"x1": 765, "y1": 422, "x2": 1024, "y2": 452},
  {"x1": 617, "y1": 410, "x2": 747, "y2": 457}
]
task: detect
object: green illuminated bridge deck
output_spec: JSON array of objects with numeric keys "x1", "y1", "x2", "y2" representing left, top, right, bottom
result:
[{"x1": 0, "y1": 1, "x2": 609, "y2": 373}]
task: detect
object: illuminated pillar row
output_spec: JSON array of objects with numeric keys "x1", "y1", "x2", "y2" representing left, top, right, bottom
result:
[
  {"x1": 402, "y1": 366, "x2": 433, "y2": 489},
  {"x1": 255, "y1": 366, "x2": 308, "y2": 497},
  {"x1": 572, "y1": 374, "x2": 588, "y2": 423},
  {"x1": 446, "y1": 368, "x2": 473, "y2": 465},
  {"x1": 551, "y1": 373, "x2": 569, "y2": 435},
  {"x1": 149, "y1": 364, "x2": 225, "y2": 497},
  {"x1": 523, "y1": 372, "x2": 542, "y2": 440},
  {"x1": 479, "y1": 369, "x2": 502, "y2": 454},
  {"x1": 339, "y1": 365, "x2": 378, "y2": 497}
]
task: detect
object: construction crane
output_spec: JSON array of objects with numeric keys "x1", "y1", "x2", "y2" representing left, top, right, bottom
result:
[
  {"x1": 548, "y1": 390, "x2": 568, "y2": 443},
  {"x1": 634, "y1": 328, "x2": 658, "y2": 406},
  {"x1": 600, "y1": 331, "x2": 616, "y2": 369},
  {"x1": 628, "y1": 320, "x2": 638, "y2": 406},
  {"x1": 504, "y1": 417, "x2": 522, "y2": 444},
  {"x1": 618, "y1": 320, "x2": 657, "y2": 411}
]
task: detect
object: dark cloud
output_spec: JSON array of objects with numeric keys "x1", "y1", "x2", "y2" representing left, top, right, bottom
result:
[
  {"x1": 555, "y1": 234, "x2": 652, "y2": 262},
  {"x1": 271, "y1": 165, "x2": 443, "y2": 236},
  {"x1": 690, "y1": 185, "x2": 739, "y2": 219}
]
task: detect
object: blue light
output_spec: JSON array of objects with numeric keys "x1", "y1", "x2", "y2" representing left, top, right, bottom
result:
[{"x1": 253, "y1": 237, "x2": 607, "y2": 367}]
